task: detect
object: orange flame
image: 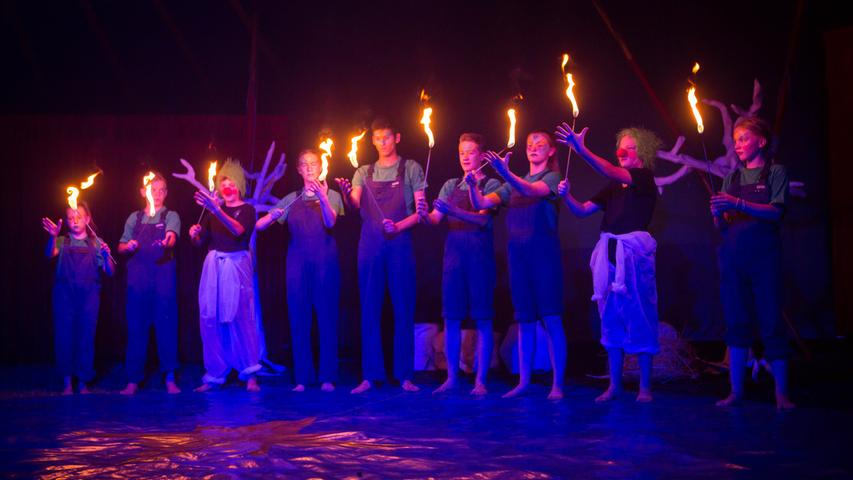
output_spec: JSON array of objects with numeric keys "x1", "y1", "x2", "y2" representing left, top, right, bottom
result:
[
  {"x1": 561, "y1": 53, "x2": 569, "y2": 73},
  {"x1": 80, "y1": 172, "x2": 100, "y2": 190},
  {"x1": 207, "y1": 161, "x2": 218, "y2": 192},
  {"x1": 507, "y1": 108, "x2": 517, "y2": 149},
  {"x1": 66, "y1": 187, "x2": 80, "y2": 210},
  {"x1": 687, "y1": 62, "x2": 703, "y2": 134},
  {"x1": 318, "y1": 138, "x2": 333, "y2": 182},
  {"x1": 143, "y1": 171, "x2": 157, "y2": 216},
  {"x1": 561, "y1": 54, "x2": 579, "y2": 118},
  {"x1": 347, "y1": 131, "x2": 366, "y2": 168},
  {"x1": 420, "y1": 107, "x2": 435, "y2": 148}
]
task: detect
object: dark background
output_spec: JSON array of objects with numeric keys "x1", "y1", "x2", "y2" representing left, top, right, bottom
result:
[{"x1": 1, "y1": 0, "x2": 850, "y2": 368}]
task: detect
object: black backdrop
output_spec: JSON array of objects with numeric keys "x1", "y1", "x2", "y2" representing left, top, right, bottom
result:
[{"x1": 1, "y1": 0, "x2": 847, "y2": 366}]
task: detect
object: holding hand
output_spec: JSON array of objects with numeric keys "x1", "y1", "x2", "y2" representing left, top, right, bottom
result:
[
  {"x1": 710, "y1": 192, "x2": 739, "y2": 216},
  {"x1": 483, "y1": 151, "x2": 512, "y2": 176},
  {"x1": 269, "y1": 208, "x2": 285, "y2": 221},
  {"x1": 125, "y1": 239, "x2": 140, "y2": 252},
  {"x1": 433, "y1": 198, "x2": 453, "y2": 215},
  {"x1": 194, "y1": 189, "x2": 220, "y2": 211},
  {"x1": 557, "y1": 179, "x2": 571, "y2": 199},
  {"x1": 415, "y1": 196, "x2": 429, "y2": 221},
  {"x1": 555, "y1": 123, "x2": 588, "y2": 152},
  {"x1": 42, "y1": 217, "x2": 63, "y2": 237},
  {"x1": 189, "y1": 224, "x2": 202, "y2": 239},
  {"x1": 382, "y1": 219, "x2": 399, "y2": 235},
  {"x1": 335, "y1": 178, "x2": 353, "y2": 197},
  {"x1": 99, "y1": 241, "x2": 112, "y2": 256},
  {"x1": 464, "y1": 172, "x2": 478, "y2": 188}
]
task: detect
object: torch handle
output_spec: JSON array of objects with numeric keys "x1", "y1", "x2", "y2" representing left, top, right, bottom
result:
[
  {"x1": 362, "y1": 182, "x2": 386, "y2": 220},
  {"x1": 699, "y1": 136, "x2": 715, "y2": 195},
  {"x1": 86, "y1": 224, "x2": 116, "y2": 264},
  {"x1": 564, "y1": 117, "x2": 577, "y2": 180},
  {"x1": 421, "y1": 148, "x2": 432, "y2": 193}
]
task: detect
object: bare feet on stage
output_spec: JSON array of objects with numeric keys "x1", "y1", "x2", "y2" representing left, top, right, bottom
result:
[
  {"x1": 292, "y1": 384, "x2": 305, "y2": 392},
  {"x1": 246, "y1": 377, "x2": 260, "y2": 392},
  {"x1": 402, "y1": 380, "x2": 420, "y2": 392},
  {"x1": 120, "y1": 383, "x2": 138, "y2": 395},
  {"x1": 321, "y1": 382, "x2": 335, "y2": 392},
  {"x1": 470, "y1": 382, "x2": 488, "y2": 396},
  {"x1": 194, "y1": 383, "x2": 215, "y2": 393},
  {"x1": 351, "y1": 380, "x2": 372, "y2": 394},
  {"x1": 595, "y1": 386, "x2": 620, "y2": 403},
  {"x1": 547, "y1": 386, "x2": 564, "y2": 401},
  {"x1": 636, "y1": 389, "x2": 653, "y2": 403},
  {"x1": 715, "y1": 393, "x2": 742, "y2": 407},
  {"x1": 502, "y1": 382, "x2": 529, "y2": 398},
  {"x1": 776, "y1": 392, "x2": 796, "y2": 411},
  {"x1": 433, "y1": 378, "x2": 456, "y2": 395},
  {"x1": 166, "y1": 380, "x2": 181, "y2": 394}
]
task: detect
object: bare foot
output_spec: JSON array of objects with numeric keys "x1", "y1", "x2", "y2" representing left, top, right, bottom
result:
[
  {"x1": 292, "y1": 384, "x2": 305, "y2": 392},
  {"x1": 402, "y1": 380, "x2": 420, "y2": 392},
  {"x1": 194, "y1": 383, "x2": 215, "y2": 393},
  {"x1": 776, "y1": 393, "x2": 796, "y2": 411},
  {"x1": 470, "y1": 383, "x2": 488, "y2": 396},
  {"x1": 547, "y1": 386, "x2": 564, "y2": 401},
  {"x1": 321, "y1": 382, "x2": 335, "y2": 392},
  {"x1": 351, "y1": 380, "x2": 372, "y2": 394},
  {"x1": 432, "y1": 378, "x2": 456, "y2": 395},
  {"x1": 595, "y1": 386, "x2": 620, "y2": 403},
  {"x1": 502, "y1": 382, "x2": 529, "y2": 398},
  {"x1": 79, "y1": 385, "x2": 92, "y2": 395},
  {"x1": 166, "y1": 381, "x2": 181, "y2": 394},
  {"x1": 715, "y1": 393, "x2": 742, "y2": 407},
  {"x1": 61, "y1": 385, "x2": 74, "y2": 396},
  {"x1": 636, "y1": 389, "x2": 653, "y2": 403},
  {"x1": 120, "y1": 383, "x2": 138, "y2": 395},
  {"x1": 246, "y1": 377, "x2": 260, "y2": 392}
]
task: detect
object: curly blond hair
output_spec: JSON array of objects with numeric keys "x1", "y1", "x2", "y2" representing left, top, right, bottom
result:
[{"x1": 615, "y1": 127, "x2": 662, "y2": 169}]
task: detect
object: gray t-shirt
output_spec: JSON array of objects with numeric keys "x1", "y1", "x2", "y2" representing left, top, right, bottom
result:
[
  {"x1": 275, "y1": 189, "x2": 345, "y2": 224},
  {"x1": 352, "y1": 158, "x2": 425, "y2": 215},
  {"x1": 119, "y1": 207, "x2": 181, "y2": 243},
  {"x1": 721, "y1": 164, "x2": 789, "y2": 207}
]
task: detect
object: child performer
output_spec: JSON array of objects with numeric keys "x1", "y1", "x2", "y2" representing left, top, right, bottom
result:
[
  {"x1": 711, "y1": 116, "x2": 794, "y2": 410},
  {"x1": 466, "y1": 131, "x2": 568, "y2": 400},
  {"x1": 417, "y1": 132, "x2": 501, "y2": 395},
  {"x1": 256, "y1": 149, "x2": 345, "y2": 392},
  {"x1": 335, "y1": 117, "x2": 425, "y2": 394},
  {"x1": 555, "y1": 123, "x2": 662, "y2": 403},
  {"x1": 117, "y1": 172, "x2": 181, "y2": 395},
  {"x1": 42, "y1": 202, "x2": 115, "y2": 394},
  {"x1": 189, "y1": 160, "x2": 263, "y2": 392}
]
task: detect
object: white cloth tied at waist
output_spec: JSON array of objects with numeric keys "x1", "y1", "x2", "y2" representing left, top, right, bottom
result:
[
  {"x1": 590, "y1": 231, "x2": 657, "y2": 301},
  {"x1": 199, "y1": 249, "x2": 251, "y2": 324}
]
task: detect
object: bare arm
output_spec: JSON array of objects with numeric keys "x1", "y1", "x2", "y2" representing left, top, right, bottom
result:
[
  {"x1": 255, "y1": 208, "x2": 284, "y2": 231},
  {"x1": 711, "y1": 192, "x2": 783, "y2": 222},
  {"x1": 308, "y1": 180, "x2": 338, "y2": 229},
  {"x1": 41, "y1": 217, "x2": 62, "y2": 258},
  {"x1": 335, "y1": 178, "x2": 361, "y2": 210},
  {"x1": 194, "y1": 190, "x2": 244, "y2": 237},
  {"x1": 558, "y1": 179, "x2": 601, "y2": 218},
  {"x1": 485, "y1": 151, "x2": 553, "y2": 197},
  {"x1": 555, "y1": 123, "x2": 633, "y2": 185}
]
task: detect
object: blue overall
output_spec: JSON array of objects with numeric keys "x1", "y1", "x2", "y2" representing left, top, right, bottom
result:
[
  {"x1": 720, "y1": 170, "x2": 790, "y2": 360},
  {"x1": 286, "y1": 192, "x2": 340, "y2": 385},
  {"x1": 53, "y1": 237, "x2": 101, "y2": 382},
  {"x1": 358, "y1": 161, "x2": 416, "y2": 382},
  {"x1": 442, "y1": 179, "x2": 496, "y2": 321},
  {"x1": 505, "y1": 172, "x2": 563, "y2": 322},
  {"x1": 124, "y1": 209, "x2": 178, "y2": 383}
]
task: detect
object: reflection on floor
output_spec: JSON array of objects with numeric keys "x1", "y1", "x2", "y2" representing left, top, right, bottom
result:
[{"x1": 1, "y1": 365, "x2": 851, "y2": 479}]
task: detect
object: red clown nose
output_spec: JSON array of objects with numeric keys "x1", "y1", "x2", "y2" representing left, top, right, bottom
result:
[
  {"x1": 616, "y1": 148, "x2": 628, "y2": 158},
  {"x1": 222, "y1": 186, "x2": 238, "y2": 197}
]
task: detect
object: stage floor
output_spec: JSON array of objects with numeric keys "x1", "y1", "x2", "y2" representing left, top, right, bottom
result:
[{"x1": 1, "y1": 364, "x2": 851, "y2": 479}]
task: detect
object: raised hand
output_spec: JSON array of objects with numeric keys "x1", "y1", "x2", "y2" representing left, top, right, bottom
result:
[
  {"x1": 555, "y1": 123, "x2": 588, "y2": 151},
  {"x1": 483, "y1": 151, "x2": 512, "y2": 176},
  {"x1": 194, "y1": 189, "x2": 220, "y2": 211},
  {"x1": 42, "y1": 217, "x2": 63, "y2": 237},
  {"x1": 306, "y1": 179, "x2": 329, "y2": 198},
  {"x1": 464, "y1": 172, "x2": 478, "y2": 187},
  {"x1": 335, "y1": 178, "x2": 353, "y2": 196}
]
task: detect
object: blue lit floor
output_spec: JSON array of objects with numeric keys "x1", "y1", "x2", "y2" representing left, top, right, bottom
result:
[{"x1": 1, "y1": 363, "x2": 851, "y2": 479}]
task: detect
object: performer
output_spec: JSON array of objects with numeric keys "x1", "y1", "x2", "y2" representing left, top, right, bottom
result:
[
  {"x1": 42, "y1": 202, "x2": 115, "y2": 395},
  {"x1": 417, "y1": 133, "x2": 501, "y2": 395},
  {"x1": 335, "y1": 117, "x2": 425, "y2": 394},
  {"x1": 556, "y1": 124, "x2": 662, "y2": 403},
  {"x1": 117, "y1": 172, "x2": 181, "y2": 395},
  {"x1": 466, "y1": 131, "x2": 568, "y2": 400},
  {"x1": 711, "y1": 116, "x2": 794, "y2": 410},
  {"x1": 256, "y1": 149, "x2": 344, "y2": 392},
  {"x1": 189, "y1": 160, "x2": 263, "y2": 392}
]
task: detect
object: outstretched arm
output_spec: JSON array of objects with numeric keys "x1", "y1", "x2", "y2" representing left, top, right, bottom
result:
[
  {"x1": 555, "y1": 123, "x2": 633, "y2": 185},
  {"x1": 485, "y1": 151, "x2": 553, "y2": 197}
]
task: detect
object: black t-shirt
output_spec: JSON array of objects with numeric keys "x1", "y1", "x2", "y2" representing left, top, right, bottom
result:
[
  {"x1": 201, "y1": 203, "x2": 256, "y2": 252},
  {"x1": 590, "y1": 167, "x2": 657, "y2": 234}
]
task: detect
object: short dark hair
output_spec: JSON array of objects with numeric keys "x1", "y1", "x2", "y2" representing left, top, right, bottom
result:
[{"x1": 370, "y1": 117, "x2": 398, "y2": 135}]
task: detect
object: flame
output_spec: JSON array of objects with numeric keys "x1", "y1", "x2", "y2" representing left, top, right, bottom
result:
[
  {"x1": 692, "y1": 62, "x2": 701, "y2": 75},
  {"x1": 66, "y1": 187, "x2": 80, "y2": 210},
  {"x1": 561, "y1": 53, "x2": 569, "y2": 73},
  {"x1": 687, "y1": 86, "x2": 704, "y2": 134},
  {"x1": 318, "y1": 138, "x2": 333, "y2": 182},
  {"x1": 80, "y1": 172, "x2": 100, "y2": 190},
  {"x1": 507, "y1": 108, "x2": 517, "y2": 149},
  {"x1": 143, "y1": 171, "x2": 157, "y2": 217},
  {"x1": 565, "y1": 74, "x2": 579, "y2": 118},
  {"x1": 419, "y1": 89, "x2": 431, "y2": 103},
  {"x1": 207, "y1": 161, "x2": 218, "y2": 192},
  {"x1": 420, "y1": 107, "x2": 435, "y2": 149},
  {"x1": 347, "y1": 130, "x2": 367, "y2": 168}
]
